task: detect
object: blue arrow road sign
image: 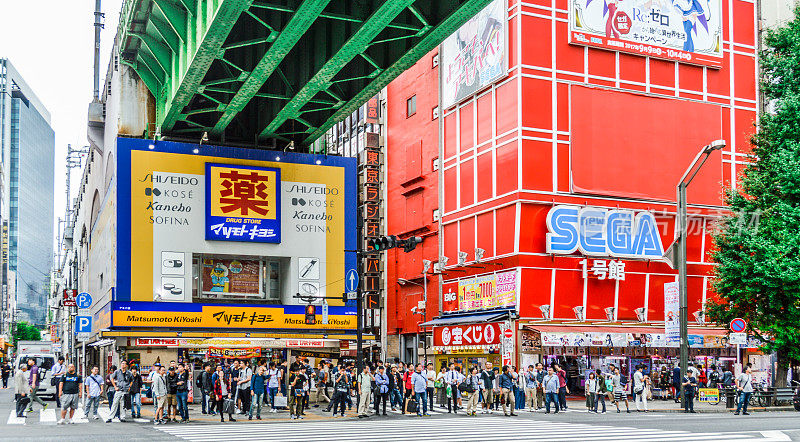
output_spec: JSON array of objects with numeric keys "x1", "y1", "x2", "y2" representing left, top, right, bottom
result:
[
  {"x1": 76, "y1": 316, "x2": 92, "y2": 333},
  {"x1": 345, "y1": 269, "x2": 359, "y2": 292},
  {"x1": 77, "y1": 292, "x2": 92, "y2": 309}
]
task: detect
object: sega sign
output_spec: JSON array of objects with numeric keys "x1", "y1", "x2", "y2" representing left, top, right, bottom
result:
[{"x1": 546, "y1": 205, "x2": 663, "y2": 259}]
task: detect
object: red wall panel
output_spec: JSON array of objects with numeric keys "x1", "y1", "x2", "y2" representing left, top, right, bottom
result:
[
  {"x1": 616, "y1": 273, "x2": 648, "y2": 321},
  {"x1": 588, "y1": 48, "x2": 616, "y2": 80},
  {"x1": 477, "y1": 211, "x2": 494, "y2": 258},
  {"x1": 521, "y1": 139, "x2": 552, "y2": 191},
  {"x1": 495, "y1": 141, "x2": 518, "y2": 195},
  {"x1": 553, "y1": 269, "x2": 584, "y2": 319},
  {"x1": 460, "y1": 158, "x2": 475, "y2": 207},
  {"x1": 519, "y1": 268, "x2": 553, "y2": 318},
  {"x1": 445, "y1": 112, "x2": 457, "y2": 158},
  {"x1": 495, "y1": 205, "x2": 516, "y2": 255},
  {"x1": 495, "y1": 79, "x2": 518, "y2": 135},
  {"x1": 555, "y1": 21, "x2": 583, "y2": 74},
  {"x1": 678, "y1": 63, "x2": 704, "y2": 93},
  {"x1": 518, "y1": 203, "x2": 549, "y2": 253},
  {"x1": 460, "y1": 102, "x2": 475, "y2": 152},
  {"x1": 476, "y1": 151, "x2": 494, "y2": 202},
  {"x1": 521, "y1": 77, "x2": 551, "y2": 129},
  {"x1": 444, "y1": 167, "x2": 457, "y2": 213},
  {"x1": 732, "y1": 0, "x2": 756, "y2": 46},
  {"x1": 649, "y1": 58, "x2": 675, "y2": 91},
  {"x1": 571, "y1": 86, "x2": 723, "y2": 205},
  {"x1": 521, "y1": 14, "x2": 552, "y2": 68},
  {"x1": 586, "y1": 273, "x2": 618, "y2": 320},
  {"x1": 734, "y1": 54, "x2": 757, "y2": 101},
  {"x1": 460, "y1": 217, "x2": 476, "y2": 258},
  {"x1": 477, "y1": 92, "x2": 493, "y2": 145},
  {"x1": 619, "y1": 53, "x2": 646, "y2": 84}
]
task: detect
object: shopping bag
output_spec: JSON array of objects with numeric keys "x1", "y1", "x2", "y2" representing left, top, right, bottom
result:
[
  {"x1": 404, "y1": 398, "x2": 417, "y2": 414},
  {"x1": 273, "y1": 395, "x2": 288, "y2": 408}
]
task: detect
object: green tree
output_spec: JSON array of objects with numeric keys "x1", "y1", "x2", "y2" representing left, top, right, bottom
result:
[
  {"x1": 11, "y1": 321, "x2": 41, "y2": 346},
  {"x1": 706, "y1": 8, "x2": 800, "y2": 385}
]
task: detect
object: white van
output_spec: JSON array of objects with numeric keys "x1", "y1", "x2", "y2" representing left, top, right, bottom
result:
[{"x1": 14, "y1": 354, "x2": 57, "y2": 400}]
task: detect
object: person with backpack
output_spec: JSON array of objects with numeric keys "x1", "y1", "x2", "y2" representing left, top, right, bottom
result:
[
  {"x1": 249, "y1": 365, "x2": 266, "y2": 420},
  {"x1": 330, "y1": 367, "x2": 351, "y2": 417},
  {"x1": 464, "y1": 366, "x2": 483, "y2": 416},
  {"x1": 708, "y1": 364, "x2": 721, "y2": 388},
  {"x1": 388, "y1": 365, "x2": 403, "y2": 411},
  {"x1": 314, "y1": 361, "x2": 330, "y2": 406},
  {"x1": 734, "y1": 365, "x2": 754, "y2": 415},
  {"x1": 356, "y1": 365, "x2": 373, "y2": 418},
  {"x1": 267, "y1": 361, "x2": 282, "y2": 412},
  {"x1": 410, "y1": 364, "x2": 430, "y2": 417},
  {"x1": 83, "y1": 366, "x2": 105, "y2": 420},
  {"x1": 199, "y1": 363, "x2": 215, "y2": 415},
  {"x1": 212, "y1": 364, "x2": 236, "y2": 422},
  {"x1": 594, "y1": 369, "x2": 608, "y2": 413},
  {"x1": 612, "y1": 366, "x2": 630, "y2": 413}
]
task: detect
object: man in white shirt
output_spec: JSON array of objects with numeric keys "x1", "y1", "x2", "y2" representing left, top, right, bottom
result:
[
  {"x1": 237, "y1": 360, "x2": 253, "y2": 415},
  {"x1": 425, "y1": 363, "x2": 436, "y2": 411},
  {"x1": 445, "y1": 365, "x2": 465, "y2": 413},
  {"x1": 632, "y1": 365, "x2": 648, "y2": 412},
  {"x1": 51, "y1": 356, "x2": 66, "y2": 408},
  {"x1": 734, "y1": 366, "x2": 754, "y2": 415}
]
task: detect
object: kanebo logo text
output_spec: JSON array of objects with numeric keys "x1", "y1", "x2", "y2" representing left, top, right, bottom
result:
[{"x1": 545, "y1": 205, "x2": 664, "y2": 259}]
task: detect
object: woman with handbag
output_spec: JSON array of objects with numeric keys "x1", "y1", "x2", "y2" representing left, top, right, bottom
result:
[
  {"x1": 213, "y1": 365, "x2": 236, "y2": 422},
  {"x1": 585, "y1": 371, "x2": 597, "y2": 412}
]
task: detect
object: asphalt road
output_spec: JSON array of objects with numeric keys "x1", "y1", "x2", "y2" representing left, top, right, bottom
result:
[{"x1": 2, "y1": 387, "x2": 799, "y2": 441}]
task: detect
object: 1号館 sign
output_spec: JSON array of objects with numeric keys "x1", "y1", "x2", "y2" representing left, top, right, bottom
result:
[{"x1": 434, "y1": 323, "x2": 502, "y2": 347}]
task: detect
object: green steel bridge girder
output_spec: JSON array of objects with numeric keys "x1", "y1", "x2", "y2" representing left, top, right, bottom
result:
[
  {"x1": 258, "y1": 0, "x2": 417, "y2": 140},
  {"x1": 118, "y1": 0, "x2": 498, "y2": 145},
  {"x1": 209, "y1": 0, "x2": 333, "y2": 137}
]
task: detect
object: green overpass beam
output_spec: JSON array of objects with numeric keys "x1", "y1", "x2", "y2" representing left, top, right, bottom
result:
[
  {"x1": 259, "y1": 0, "x2": 416, "y2": 139},
  {"x1": 210, "y1": 0, "x2": 332, "y2": 137}
]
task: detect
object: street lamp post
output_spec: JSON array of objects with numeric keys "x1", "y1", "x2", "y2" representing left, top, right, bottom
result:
[{"x1": 676, "y1": 139, "x2": 726, "y2": 407}]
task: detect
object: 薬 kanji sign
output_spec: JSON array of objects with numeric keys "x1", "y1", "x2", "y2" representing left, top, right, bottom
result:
[{"x1": 206, "y1": 163, "x2": 281, "y2": 243}]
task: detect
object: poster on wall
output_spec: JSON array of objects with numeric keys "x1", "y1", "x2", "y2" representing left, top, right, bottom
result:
[
  {"x1": 568, "y1": 0, "x2": 723, "y2": 68},
  {"x1": 664, "y1": 281, "x2": 680, "y2": 344},
  {"x1": 441, "y1": 0, "x2": 507, "y2": 109},
  {"x1": 201, "y1": 258, "x2": 261, "y2": 297}
]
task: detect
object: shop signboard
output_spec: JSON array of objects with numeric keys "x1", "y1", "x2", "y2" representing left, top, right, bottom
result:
[
  {"x1": 111, "y1": 301, "x2": 356, "y2": 330},
  {"x1": 703, "y1": 335, "x2": 726, "y2": 348},
  {"x1": 441, "y1": 0, "x2": 507, "y2": 109},
  {"x1": 116, "y1": 137, "x2": 357, "y2": 309},
  {"x1": 546, "y1": 206, "x2": 664, "y2": 259},
  {"x1": 501, "y1": 321, "x2": 514, "y2": 366},
  {"x1": 207, "y1": 347, "x2": 261, "y2": 359},
  {"x1": 664, "y1": 282, "x2": 680, "y2": 344},
  {"x1": 433, "y1": 322, "x2": 501, "y2": 347},
  {"x1": 567, "y1": 0, "x2": 723, "y2": 68},
  {"x1": 688, "y1": 334, "x2": 704, "y2": 347},
  {"x1": 286, "y1": 339, "x2": 325, "y2": 348},
  {"x1": 136, "y1": 338, "x2": 181, "y2": 347},
  {"x1": 520, "y1": 329, "x2": 541, "y2": 352},
  {"x1": 444, "y1": 270, "x2": 518, "y2": 313},
  {"x1": 698, "y1": 388, "x2": 720, "y2": 403}
]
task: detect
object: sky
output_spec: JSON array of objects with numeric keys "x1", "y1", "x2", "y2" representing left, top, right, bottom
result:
[{"x1": 0, "y1": 0, "x2": 122, "y2": 255}]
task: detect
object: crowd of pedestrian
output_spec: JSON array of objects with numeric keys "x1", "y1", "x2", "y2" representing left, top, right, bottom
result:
[{"x1": 4, "y1": 355, "x2": 766, "y2": 424}]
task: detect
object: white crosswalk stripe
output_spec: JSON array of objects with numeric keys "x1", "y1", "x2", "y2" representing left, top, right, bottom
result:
[
  {"x1": 387, "y1": 408, "x2": 442, "y2": 415},
  {"x1": 155, "y1": 417, "x2": 787, "y2": 442},
  {"x1": 39, "y1": 408, "x2": 57, "y2": 423},
  {"x1": 6, "y1": 410, "x2": 25, "y2": 425}
]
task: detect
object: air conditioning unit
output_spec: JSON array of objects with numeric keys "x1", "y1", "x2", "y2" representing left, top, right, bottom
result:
[
  {"x1": 635, "y1": 307, "x2": 646, "y2": 323},
  {"x1": 604, "y1": 307, "x2": 616, "y2": 322},
  {"x1": 573, "y1": 306, "x2": 585, "y2": 322},
  {"x1": 539, "y1": 305, "x2": 551, "y2": 320}
]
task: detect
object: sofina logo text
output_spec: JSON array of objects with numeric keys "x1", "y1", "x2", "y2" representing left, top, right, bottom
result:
[{"x1": 545, "y1": 205, "x2": 663, "y2": 259}]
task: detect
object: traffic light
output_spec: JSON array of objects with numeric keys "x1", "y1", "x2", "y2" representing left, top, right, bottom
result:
[
  {"x1": 305, "y1": 304, "x2": 316, "y2": 325},
  {"x1": 368, "y1": 235, "x2": 398, "y2": 251},
  {"x1": 367, "y1": 235, "x2": 423, "y2": 253},
  {"x1": 402, "y1": 236, "x2": 423, "y2": 252}
]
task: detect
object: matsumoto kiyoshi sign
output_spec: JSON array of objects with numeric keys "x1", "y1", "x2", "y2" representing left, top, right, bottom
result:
[
  {"x1": 568, "y1": 0, "x2": 723, "y2": 68},
  {"x1": 546, "y1": 205, "x2": 664, "y2": 259},
  {"x1": 111, "y1": 301, "x2": 356, "y2": 330}
]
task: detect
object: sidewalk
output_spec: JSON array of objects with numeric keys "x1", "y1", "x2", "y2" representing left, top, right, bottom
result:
[{"x1": 562, "y1": 397, "x2": 794, "y2": 414}]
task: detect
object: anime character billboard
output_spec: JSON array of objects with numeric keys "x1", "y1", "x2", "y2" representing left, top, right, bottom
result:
[{"x1": 569, "y1": 0, "x2": 723, "y2": 67}]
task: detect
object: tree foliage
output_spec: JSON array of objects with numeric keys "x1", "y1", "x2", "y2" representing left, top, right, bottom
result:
[
  {"x1": 12, "y1": 321, "x2": 41, "y2": 346},
  {"x1": 707, "y1": 8, "x2": 800, "y2": 365}
]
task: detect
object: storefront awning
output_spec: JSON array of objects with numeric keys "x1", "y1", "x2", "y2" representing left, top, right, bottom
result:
[
  {"x1": 420, "y1": 311, "x2": 510, "y2": 327},
  {"x1": 524, "y1": 324, "x2": 728, "y2": 335}
]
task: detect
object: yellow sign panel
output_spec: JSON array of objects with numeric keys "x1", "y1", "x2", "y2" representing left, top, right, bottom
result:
[{"x1": 113, "y1": 304, "x2": 356, "y2": 330}]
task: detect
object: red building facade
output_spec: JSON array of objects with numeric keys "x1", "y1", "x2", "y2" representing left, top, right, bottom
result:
[{"x1": 386, "y1": 0, "x2": 760, "y2": 380}]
